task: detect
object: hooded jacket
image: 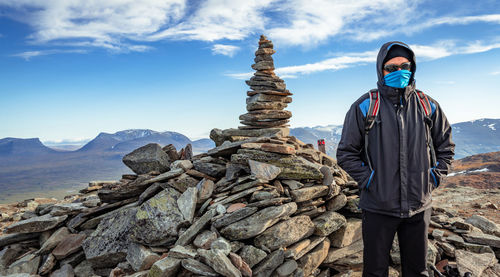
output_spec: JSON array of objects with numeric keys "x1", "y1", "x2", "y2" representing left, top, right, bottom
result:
[{"x1": 336, "y1": 41, "x2": 455, "y2": 218}]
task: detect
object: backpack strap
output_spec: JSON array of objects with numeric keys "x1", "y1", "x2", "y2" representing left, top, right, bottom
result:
[
  {"x1": 363, "y1": 89, "x2": 379, "y2": 172},
  {"x1": 416, "y1": 90, "x2": 438, "y2": 167}
]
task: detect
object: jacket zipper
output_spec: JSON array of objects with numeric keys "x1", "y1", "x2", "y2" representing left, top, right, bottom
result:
[{"x1": 397, "y1": 92, "x2": 407, "y2": 218}]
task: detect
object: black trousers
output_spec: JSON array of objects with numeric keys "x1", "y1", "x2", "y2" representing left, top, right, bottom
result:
[{"x1": 361, "y1": 208, "x2": 432, "y2": 277}]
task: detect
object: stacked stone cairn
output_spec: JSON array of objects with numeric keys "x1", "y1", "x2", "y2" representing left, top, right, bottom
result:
[
  {"x1": 1, "y1": 36, "x2": 499, "y2": 277},
  {"x1": 239, "y1": 35, "x2": 292, "y2": 130}
]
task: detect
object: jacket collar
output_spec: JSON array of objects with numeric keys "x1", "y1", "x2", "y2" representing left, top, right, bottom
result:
[{"x1": 377, "y1": 79, "x2": 416, "y2": 104}]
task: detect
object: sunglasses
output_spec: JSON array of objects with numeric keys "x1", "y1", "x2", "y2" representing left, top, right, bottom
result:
[{"x1": 384, "y1": 62, "x2": 411, "y2": 73}]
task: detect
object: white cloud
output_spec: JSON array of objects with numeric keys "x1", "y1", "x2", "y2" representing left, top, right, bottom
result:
[
  {"x1": 211, "y1": 44, "x2": 240, "y2": 57},
  {"x1": 12, "y1": 49, "x2": 87, "y2": 60},
  {"x1": 491, "y1": 71, "x2": 500, "y2": 75}
]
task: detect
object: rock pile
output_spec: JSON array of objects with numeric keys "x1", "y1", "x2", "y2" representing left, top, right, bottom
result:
[
  {"x1": 239, "y1": 35, "x2": 292, "y2": 130},
  {"x1": 1, "y1": 35, "x2": 499, "y2": 277}
]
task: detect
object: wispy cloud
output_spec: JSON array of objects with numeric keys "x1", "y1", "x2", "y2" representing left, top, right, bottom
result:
[
  {"x1": 211, "y1": 44, "x2": 240, "y2": 57},
  {"x1": 226, "y1": 39, "x2": 500, "y2": 79},
  {"x1": 12, "y1": 49, "x2": 87, "y2": 61},
  {"x1": 491, "y1": 71, "x2": 500, "y2": 75}
]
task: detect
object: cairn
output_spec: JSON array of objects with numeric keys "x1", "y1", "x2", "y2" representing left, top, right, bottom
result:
[
  {"x1": 239, "y1": 35, "x2": 292, "y2": 130},
  {"x1": 0, "y1": 35, "x2": 499, "y2": 277}
]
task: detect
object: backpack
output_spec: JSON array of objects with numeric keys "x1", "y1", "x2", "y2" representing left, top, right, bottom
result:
[{"x1": 362, "y1": 89, "x2": 437, "y2": 172}]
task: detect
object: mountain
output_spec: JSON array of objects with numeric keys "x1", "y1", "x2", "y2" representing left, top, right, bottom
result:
[
  {"x1": 451, "y1": 118, "x2": 500, "y2": 159},
  {"x1": 0, "y1": 138, "x2": 59, "y2": 157},
  {"x1": 290, "y1": 124, "x2": 343, "y2": 157}
]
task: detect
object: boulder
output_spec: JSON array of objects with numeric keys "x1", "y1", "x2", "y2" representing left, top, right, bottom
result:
[
  {"x1": 122, "y1": 143, "x2": 170, "y2": 174},
  {"x1": 313, "y1": 211, "x2": 346, "y2": 236},
  {"x1": 254, "y1": 215, "x2": 315, "y2": 251}
]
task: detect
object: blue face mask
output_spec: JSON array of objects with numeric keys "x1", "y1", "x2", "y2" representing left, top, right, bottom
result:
[{"x1": 384, "y1": 70, "x2": 411, "y2": 88}]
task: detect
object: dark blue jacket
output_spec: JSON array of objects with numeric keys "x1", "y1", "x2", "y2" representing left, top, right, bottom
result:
[{"x1": 336, "y1": 41, "x2": 455, "y2": 218}]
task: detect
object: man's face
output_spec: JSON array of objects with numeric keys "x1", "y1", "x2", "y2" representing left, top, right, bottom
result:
[{"x1": 383, "y1": 56, "x2": 410, "y2": 76}]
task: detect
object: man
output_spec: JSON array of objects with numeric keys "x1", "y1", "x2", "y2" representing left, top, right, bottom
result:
[{"x1": 336, "y1": 41, "x2": 455, "y2": 276}]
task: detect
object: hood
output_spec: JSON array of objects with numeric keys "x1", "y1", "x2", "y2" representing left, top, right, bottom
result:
[{"x1": 376, "y1": 41, "x2": 417, "y2": 87}]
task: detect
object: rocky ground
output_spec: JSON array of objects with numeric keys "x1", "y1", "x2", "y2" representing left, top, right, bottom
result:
[{"x1": 0, "y1": 36, "x2": 499, "y2": 277}]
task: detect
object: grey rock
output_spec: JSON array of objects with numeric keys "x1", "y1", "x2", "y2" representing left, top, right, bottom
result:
[
  {"x1": 193, "y1": 161, "x2": 226, "y2": 178},
  {"x1": 254, "y1": 215, "x2": 315, "y2": 251},
  {"x1": 220, "y1": 202, "x2": 297, "y2": 240},
  {"x1": 166, "y1": 173, "x2": 199, "y2": 193},
  {"x1": 50, "y1": 264, "x2": 74, "y2": 277},
  {"x1": 0, "y1": 244, "x2": 26, "y2": 269},
  {"x1": 4, "y1": 214, "x2": 68, "y2": 234},
  {"x1": 455, "y1": 249, "x2": 497, "y2": 277},
  {"x1": 59, "y1": 251, "x2": 86, "y2": 267},
  {"x1": 181, "y1": 258, "x2": 217, "y2": 276},
  {"x1": 295, "y1": 236, "x2": 326, "y2": 260},
  {"x1": 248, "y1": 159, "x2": 282, "y2": 181},
  {"x1": 176, "y1": 209, "x2": 217, "y2": 246},
  {"x1": 126, "y1": 243, "x2": 160, "y2": 271},
  {"x1": 211, "y1": 238, "x2": 232, "y2": 255},
  {"x1": 290, "y1": 186, "x2": 329, "y2": 202},
  {"x1": 465, "y1": 215, "x2": 500, "y2": 236},
  {"x1": 142, "y1": 168, "x2": 184, "y2": 185},
  {"x1": 210, "y1": 186, "x2": 263, "y2": 208},
  {"x1": 329, "y1": 218, "x2": 362, "y2": 248},
  {"x1": 130, "y1": 188, "x2": 185, "y2": 246},
  {"x1": 73, "y1": 260, "x2": 94, "y2": 277},
  {"x1": 168, "y1": 245, "x2": 197, "y2": 259},
  {"x1": 49, "y1": 203, "x2": 86, "y2": 216},
  {"x1": 324, "y1": 239, "x2": 364, "y2": 264},
  {"x1": 5, "y1": 254, "x2": 40, "y2": 275},
  {"x1": 194, "y1": 230, "x2": 218, "y2": 249},
  {"x1": 462, "y1": 232, "x2": 500, "y2": 248},
  {"x1": 38, "y1": 254, "x2": 57, "y2": 275},
  {"x1": 210, "y1": 128, "x2": 289, "y2": 147},
  {"x1": 313, "y1": 211, "x2": 346, "y2": 236},
  {"x1": 298, "y1": 238, "x2": 330, "y2": 277},
  {"x1": 281, "y1": 180, "x2": 303, "y2": 190},
  {"x1": 82, "y1": 207, "x2": 137, "y2": 268},
  {"x1": 38, "y1": 226, "x2": 70, "y2": 254},
  {"x1": 0, "y1": 233, "x2": 39, "y2": 249},
  {"x1": 275, "y1": 259, "x2": 297, "y2": 277},
  {"x1": 148, "y1": 257, "x2": 181, "y2": 277},
  {"x1": 239, "y1": 245, "x2": 267, "y2": 268},
  {"x1": 177, "y1": 187, "x2": 198, "y2": 223},
  {"x1": 326, "y1": 193, "x2": 347, "y2": 211},
  {"x1": 52, "y1": 233, "x2": 86, "y2": 260},
  {"x1": 123, "y1": 143, "x2": 171, "y2": 174},
  {"x1": 170, "y1": 159, "x2": 193, "y2": 171},
  {"x1": 252, "y1": 248, "x2": 284, "y2": 277},
  {"x1": 198, "y1": 249, "x2": 242, "y2": 277},
  {"x1": 436, "y1": 241, "x2": 455, "y2": 257}
]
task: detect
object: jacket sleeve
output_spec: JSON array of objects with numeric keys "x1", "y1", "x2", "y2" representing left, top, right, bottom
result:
[
  {"x1": 336, "y1": 101, "x2": 372, "y2": 190},
  {"x1": 429, "y1": 98, "x2": 455, "y2": 187}
]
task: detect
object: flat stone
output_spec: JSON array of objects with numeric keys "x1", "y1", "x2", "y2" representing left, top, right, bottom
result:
[
  {"x1": 252, "y1": 248, "x2": 284, "y2": 277},
  {"x1": 247, "y1": 90, "x2": 292, "y2": 96},
  {"x1": 312, "y1": 211, "x2": 346, "y2": 236},
  {"x1": 198, "y1": 249, "x2": 242, "y2": 277},
  {"x1": 436, "y1": 241, "x2": 455, "y2": 257},
  {"x1": 241, "y1": 143, "x2": 295, "y2": 155},
  {"x1": 166, "y1": 173, "x2": 199, "y2": 193},
  {"x1": 210, "y1": 128, "x2": 289, "y2": 147},
  {"x1": 254, "y1": 215, "x2": 315, "y2": 251},
  {"x1": 228, "y1": 252, "x2": 252, "y2": 277},
  {"x1": 324, "y1": 239, "x2": 364, "y2": 264},
  {"x1": 298, "y1": 238, "x2": 330, "y2": 277},
  {"x1": 130, "y1": 188, "x2": 185, "y2": 246},
  {"x1": 284, "y1": 239, "x2": 311, "y2": 259},
  {"x1": 295, "y1": 236, "x2": 326, "y2": 260},
  {"x1": 231, "y1": 149, "x2": 323, "y2": 180},
  {"x1": 194, "y1": 230, "x2": 218, "y2": 249},
  {"x1": 248, "y1": 160, "x2": 282, "y2": 181},
  {"x1": 38, "y1": 254, "x2": 57, "y2": 275},
  {"x1": 239, "y1": 245, "x2": 267, "y2": 268},
  {"x1": 329, "y1": 218, "x2": 362, "y2": 248},
  {"x1": 123, "y1": 143, "x2": 170, "y2": 174},
  {"x1": 5, "y1": 253, "x2": 40, "y2": 275},
  {"x1": 220, "y1": 202, "x2": 297, "y2": 240},
  {"x1": 181, "y1": 258, "x2": 217, "y2": 276},
  {"x1": 210, "y1": 186, "x2": 263, "y2": 209},
  {"x1": 211, "y1": 238, "x2": 232, "y2": 255},
  {"x1": 193, "y1": 161, "x2": 226, "y2": 178},
  {"x1": 177, "y1": 187, "x2": 198, "y2": 223},
  {"x1": 247, "y1": 197, "x2": 291, "y2": 208},
  {"x1": 462, "y1": 232, "x2": 500, "y2": 248},
  {"x1": 276, "y1": 259, "x2": 297, "y2": 277},
  {"x1": 227, "y1": 203, "x2": 247, "y2": 213},
  {"x1": 148, "y1": 257, "x2": 181, "y2": 277},
  {"x1": 4, "y1": 214, "x2": 68, "y2": 234},
  {"x1": 50, "y1": 263, "x2": 74, "y2": 277},
  {"x1": 281, "y1": 180, "x2": 303, "y2": 190},
  {"x1": 73, "y1": 260, "x2": 94, "y2": 277},
  {"x1": 170, "y1": 159, "x2": 193, "y2": 171},
  {"x1": 455, "y1": 250, "x2": 497, "y2": 277},
  {"x1": 291, "y1": 186, "x2": 329, "y2": 203},
  {"x1": 52, "y1": 233, "x2": 86, "y2": 260},
  {"x1": 0, "y1": 233, "x2": 39, "y2": 249},
  {"x1": 326, "y1": 193, "x2": 347, "y2": 211},
  {"x1": 38, "y1": 227, "x2": 71, "y2": 254},
  {"x1": 196, "y1": 178, "x2": 215, "y2": 203},
  {"x1": 59, "y1": 250, "x2": 85, "y2": 268},
  {"x1": 82, "y1": 207, "x2": 137, "y2": 268},
  {"x1": 465, "y1": 215, "x2": 500, "y2": 236},
  {"x1": 176, "y1": 209, "x2": 217, "y2": 246},
  {"x1": 49, "y1": 203, "x2": 86, "y2": 216},
  {"x1": 241, "y1": 118, "x2": 289, "y2": 126},
  {"x1": 0, "y1": 244, "x2": 26, "y2": 269},
  {"x1": 168, "y1": 245, "x2": 197, "y2": 259},
  {"x1": 207, "y1": 137, "x2": 262, "y2": 157},
  {"x1": 245, "y1": 94, "x2": 292, "y2": 104},
  {"x1": 250, "y1": 61, "x2": 276, "y2": 71},
  {"x1": 126, "y1": 243, "x2": 160, "y2": 271}
]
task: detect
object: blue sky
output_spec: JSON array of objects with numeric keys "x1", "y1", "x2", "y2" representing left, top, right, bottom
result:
[{"x1": 0, "y1": 0, "x2": 499, "y2": 142}]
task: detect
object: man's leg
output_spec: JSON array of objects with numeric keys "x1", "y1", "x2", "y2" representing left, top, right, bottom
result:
[
  {"x1": 397, "y1": 208, "x2": 432, "y2": 277},
  {"x1": 362, "y1": 210, "x2": 400, "y2": 277}
]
